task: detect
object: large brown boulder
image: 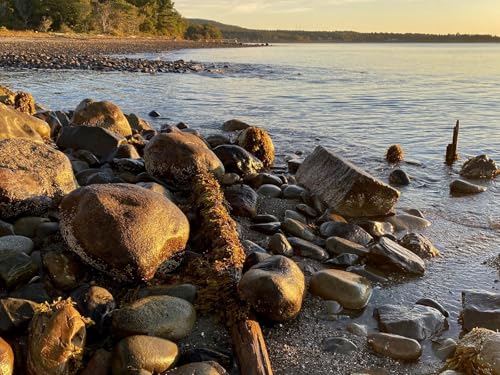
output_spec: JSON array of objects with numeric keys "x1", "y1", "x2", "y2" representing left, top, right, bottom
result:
[
  {"x1": 0, "y1": 139, "x2": 77, "y2": 219},
  {"x1": 71, "y1": 99, "x2": 132, "y2": 137},
  {"x1": 0, "y1": 336, "x2": 13, "y2": 375},
  {"x1": 60, "y1": 184, "x2": 190, "y2": 281},
  {"x1": 0, "y1": 103, "x2": 50, "y2": 141},
  {"x1": 236, "y1": 127, "x2": 275, "y2": 168},
  {"x1": 296, "y1": 146, "x2": 400, "y2": 217},
  {"x1": 144, "y1": 131, "x2": 224, "y2": 184}
]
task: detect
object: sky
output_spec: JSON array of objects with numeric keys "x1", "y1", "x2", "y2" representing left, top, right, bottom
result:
[{"x1": 175, "y1": 0, "x2": 500, "y2": 35}]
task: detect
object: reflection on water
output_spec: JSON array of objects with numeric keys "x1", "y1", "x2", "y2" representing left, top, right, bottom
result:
[{"x1": 1, "y1": 44, "x2": 499, "y2": 366}]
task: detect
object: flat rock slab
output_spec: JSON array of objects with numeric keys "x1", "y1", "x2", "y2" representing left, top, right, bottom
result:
[
  {"x1": 369, "y1": 237, "x2": 425, "y2": 275},
  {"x1": 461, "y1": 290, "x2": 500, "y2": 332},
  {"x1": 450, "y1": 179, "x2": 487, "y2": 195},
  {"x1": 374, "y1": 304, "x2": 446, "y2": 341},
  {"x1": 296, "y1": 146, "x2": 400, "y2": 217}
]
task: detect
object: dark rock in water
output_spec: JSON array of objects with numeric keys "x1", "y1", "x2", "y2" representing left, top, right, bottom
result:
[
  {"x1": 282, "y1": 185, "x2": 306, "y2": 199},
  {"x1": 224, "y1": 184, "x2": 258, "y2": 218},
  {"x1": 287, "y1": 159, "x2": 303, "y2": 174},
  {"x1": 144, "y1": 131, "x2": 224, "y2": 184},
  {"x1": 0, "y1": 298, "x2": 38, "y2": 333},
  {"x1": 356, "y1": 220, "x2": 394, "y2": 238},
  {"x1": 0, "y1": 250, "x2": 38, "y2": 289},
  {"x1": 136, "y1": 283, "x2": 197, "y2": 304},
  {"x1": 389, "y1": 169, "x2": 411, "y2": 186},
  {"x1": 369, "y1": 237, "x2": 426, "y2": 275},
  {"x1": 148, "y1": 110, "x2": 161, "y2": 117},
  {"x1": 244, "y1": 172, "x2": 282, "y2": 189},
  {"x1": 460, "y1": 155, "x2": 498, "y2": 179},
  {"x1": 10, "y1": 282, "x2": 50, "y2": 303},
  {"x1": 206, "y1": 134, "x2": 231, "y2": 149},
  {"x1": 325, "y1": 253, "x2": 361, "y2": 267},
  {"x1": 310, "y1": 269, "x2": 372, "y2": 310},
  {"x1": 374, "y1": 304, "x2": 446, "y2": 340},
  {"x1": 288, "y1": 237, "x2": 328, "y2": 261},
  {"x1": 43, "y1": 251, "x2": 82, "y2": 291},
  {"x1": 112, "y1": 295, "x2": 196, "y2": 341},
  {"x1": 250, "y1": 222, "x2": 281, "y2": 235},
  {"x1": 325, "y1": 236, "x2": 370, "y2": 257},
  {"x1": 296, "y1": 146, "x2": 400, "y2": 217},
  {"x1": 71, "y1": 285, "x2": 115, "y2": 334},
  {"x1": 243, "y1": 252, "x2": 272, "y2": 274},
  {"x1": 257, "y1": 184, "x2": 282, "y2": 198},
  {"x1": 213, "y1": 145, "x2": 264, "y2": 176},
  {"x1": 0, "y1": 138, "x2": 77, "y2": 219},
  {"x1": 27, "y1": 299, "x2": 88, "y2": 375},
  {"x1": 320, "y1": 222, "x2": 373, "y2": 246},
  {"x1": 461, "y1": 290, "x2": 500, "y2": 332},
  {"x1": 111, "y1": 335, "x2": 178, "y2": 374},
  {"x1": 239, "y1": 255, "x2": 305, "y2": 322},
  {"x1": 167, "y1": 362, "x2": 227, "y2": 375},
  {"x1": 385, "y1": 144, "x2": 405, "y2": 163},
  {"x1": 236, "y1": 126, "x2": 275, "y2": 168},
  {"x1": 222, "y1": 119, "x2": 250, "y2": 131},
  {"x1": 177, "y1": 348, "x2": 231, "y2": 369},
  {"x1": 322, "y1": 337, "x2": 358, "y2": 354},
  {"x1": 241, "y1": 240, "x2": 267, "y2": 255},
  {"x1": 386, "y1": 214, "x2": 431, "y2": 232},
  {"x1": 368, "y1": 333, "x2": 422, "y2": 361},
  {"x1": 399, "y1": 233, "x2": 440, "y2": 259},
  {"x1": 0, "y1": 337, "x2": 13, "y2": 375},
  {"x1": 416, "y1": 298, "x2": 449, "y2": 317},
  {"x1": 268, "y1": 233, "x2": 293, "y2": 256},
  {"x1": 281, "y1": 218, "x2": 316, "y2": 242},
  {"x1": 450, "y1": 179, "x2": 487, "y2": 195},
  {"x1": 252, "y1": 214, "x2": 279, "y2": 224},
  {"x1": 60, "y1": 184, "x2": 189, "y2": 282},
  {"x1": 57, "y1": 125, "x2": 127, "y2": 162}
]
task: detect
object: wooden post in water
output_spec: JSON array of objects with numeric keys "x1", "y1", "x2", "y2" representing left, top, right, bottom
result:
[{"x1": 446, "y1": 120, "x2": 460, "y2": 165}]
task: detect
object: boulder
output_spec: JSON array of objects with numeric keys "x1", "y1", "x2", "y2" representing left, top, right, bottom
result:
[
  {"x1": 461, "y1": 290, "x2": 500, "y2": 332},
  {"x1": 144, "y1": 131, "x2": 224, "y2": 184},
  {"x1": 125, "y1": 113, "x2": 154, "y2": 134},
  {"x1": 236, "y1": 127, "x2": 275, "y2": 168},
  {"x1": 224, "y1": 184, "x2": 258, "y2": 217},
  {"x1": 257, "y1": 184, "x2": 281, "y2": 198},
  {"x1": 319, "y1": 222, "x2": 373, "y2": 246},
  {"x1": 222, "y1": 119, "x2": 250, "y2": 131},
  {"x1": 310, "y1": 270, "x2": 372, "y2": 309},
  {"x1": 0, "y1": 337, "x2": 13, "y2": 375},
  {"x1": 71, "y1": 99, "x2": 132, "y2": 137},
  {"x1": 374, "y1": 304, "x2": 446, "y2": 340},
  {"x1": 369, "y1": 237, "x2": 425, "y2": 275},
  {"x1": 213, "y1": 145, "x2": 264, "y2": 176},
  {"x1": 0, "y1": 102, "x2": 50, "y2": 141},
  {"x1": 450, "y1": 179, "x2": 487, "y2": 195},
  {"x1": 389, "y1": 169, "x2": 411, "y2": 185},
  {"x1": 0, "y1": 138, "x2": 77, "y2": 219},
  {"x1": 239, "y1": 255, "x2": 305, "y2": 322},
  {"x1": 460, "y1": 155, "x2": 498, "y2": 179},
  {"x1": 111, "y1": 335, "x2": 178, "y2": 374},
  {"x1": 296, "y1": 146, "x2": 400, "y2": 217},
  {"x1": 399, "y1": 233, "x2": 440, "y2": 259},
  {"x1": 367, "y1": 333, "x2": 422, "y2": 361},
  {"x1": 60, "y1": 184, "x2": 189, "y2": 282},
  {"x1": 112, "y1": 295, "x2": 196, "y2": 341}
]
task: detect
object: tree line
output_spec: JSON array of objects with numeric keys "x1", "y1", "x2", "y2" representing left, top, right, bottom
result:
[{"x1": 0, "y1": 0, "x2": 222, "y2": 39}]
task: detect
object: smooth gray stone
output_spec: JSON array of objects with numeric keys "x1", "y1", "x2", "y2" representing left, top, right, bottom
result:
[
  {"x1": 369, "y1": 237, "x2": 425, "y2": 275},
  {"x1": 416, "y1": 298, "x2": 449, "y2": 317},
  {"x1": 288, "y1": 237, "x2": 328, "y2": 261},
  {"x1": 461, "y1": 289, "x2": 500, "y2": 331},
  {"x1": 325, "y1": 236, "x2": 370, "y2": 257},
  {"x1": 281, "y1": 218, "x2": 316, "y2": 242},
  {"x1": 450, "y1": 179, "x2": 487, "y2": 195},
  {"x1": 257, "y1": 184, "x2": 282, "y2": 198},
  {"x1": 322, "y1": 337, "x2": 358, "y2": 354}
]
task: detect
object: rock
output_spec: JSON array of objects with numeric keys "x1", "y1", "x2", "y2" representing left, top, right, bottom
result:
[
  {"x1": 250, "y1": 222, "x2": 281, "y2": 235},
  {"x1": 112, "y1": 295, "x2": 196, "y2": 341},
  {"x1": 385, "y1": 144, "x2": 405, "y2": 163},
  {"x1": 310, "y1": 270, "x2": 372, "y2": 309},
  {"x1": 0, "y1": 102, "x2": 50, "y2": 141},
  {"x1": 461, "y1": 290, "x2": 500, "y2": 332},
  {"x1": 126, "y1": 113, "x2": 154, "y2": 134},
  {"x1": 374, "y1": 304, "x2": 446, "y2": 340},
  {"x1": 416, "y1": 298, "x2": 449, "y2": 317},
  {"x1": 167, "y1": 362, "x2": 227, "y2": 375},
  {"x1": 243, "y1": 252, "x2": 272, "y2": 273},
  {"x1": 221, "y1": 173, "x2": 240, "y2": 186},
  {"x1": 369, "y1": 237, "x2": 426, "y2": 275},
  {"x1": 284, "y1": 210, "x2": 307, "y2": 224},
  {"x1": 287, "y1": 159, "x2": 303, "y2": 174},
  {"x1": 112, "y1": 335, "x2": 178, "y2": 374},
  {"x1": 288, "y1": 237, "x2": 328, "y2": 261},
  {"x1": 257, "y1": 184, "x2": 281, "y2": 198},
  {"x1": 325, "y1": 253, "x2": 360, "y2": 267},
  {"x1": 325, "y1": 236, "x2": 370, "y2": 257},
  {"x1": 222, "y1": 119, "x2": 250, "y2": 131},
  {"x1": 14, "y1": 217, "x2": 50, "y2": 238},
  {"x1": 0, "y1": 250, "x2": 38, "y2": 288},
  {"x1": 318, "y1": 209, "x2": 347, "y2": 224},
  {"x1": 144, "y1": 131, "x2": 224, "y2": 183},
  {"x1": 0, "y1": 336, "x2": 13, "y2": 375},
  {"x1": 80, "y1": 349, "x2": 111, "y2": 375},
  {"x1": 367, "y1": 333, "x2": 422, "y2": 361},
  {"x1": 13, "y1": 91, "x2": 36, "y2": 115},
  {"x1": 177, "y1": 349, "x2": 230, "y2": 369},
  {"x1": 224, "y1": 184, "x2": 258, "y2": 217},
  {"x1": 0, "y1": 235, "x2": 33, "y2": 255},
  {"x1": 110, "y1": 158, "x2": 145, "y2": 175},
  {"x1": 236, "y1": 127, "x2": 275, "y2": 168},
  {"x1": 320, "y1": 222, "x2": 373, "y2": 246},
  {"x1": 43, "y1": 252, "x2": 81, "y2": 291},
  {"x1": 60, "y1": 184, "x2": 189, "y2": 282},
  {"x1": 346, "y1": 323, "x2": 368, "y2": 337},
  {"x1": 252, "y1": 214, "x2": 279, "y2": 224},
  {"x1": 71, "y1": 99, "x2": 132, "y2": 137},
  {"x1": 205, "y1": 134, "x2": 230, "y2": 148},
  {"x1": 244, "y1": 173, "x2": 282, "y2": 189},
  {"x1": 446, "y1": 328, "x2": 500, "y2": 375},
  {"x1": 0, "y1": 139, "x2": 77, "y2": 219},
  {"x1": 450, "y1": 179, "x2": 487, "y2": 195},
  {"x1": 399, "y1": 233, "x2": 440, "y2": 259},
  {"x1": 136, "y1": 182, "x2": 173, "y2": 200},
  {"x1": 389, "y1": 169, "x2": 411, "y2": 185},
  {"x1": 281, "y1": 218, "x2": 316, "y2": 242},
  {"x1": 0, "y1": 221, "x2": 14, "y2": 237},
  {"x1": 296, "y1": 146, "x2": 400, "y2": 217},
  {"x1": 213, "y1": 145, "x2": 263, "y2": 176},
  {"x1": 148, "y1": 110, "x2": 161, "y2": 118},
  {"x1": 282, "y1": 185, "x2": 306, "y2": 199},
  {"x1": 136, "y1": 284, "x2": 197, "y2": 304},
  {"x1": 9, "y1": 282, "x2": 50, "y2": 303},
  {"x1": 114, "y1": 144, "x2": 141, "y2": 159},
  {"x1": 27, "y1": 299, "x2": 89, "y2": 375},
  {"x1": 323, "y1": 301, "x2": 343, "y2": 315},
  {"x1": 0, "y1": 298, "x2": 38, "y2": 333},
  {"x1": 241, "y1": 240, "x2": 267, "y2": 255},
  {"x1": 322, "y1": 337, "x2": 358, "y2": 354},
  {"x1": 70, "y1": 285, "x2": 115, "y2": 334},
  {"x1": 433, "y1": 338, "x2": 457, "y2": 360},
  {"x1": 239, "y1": 255, "x2": 305, "y2": 322},
  {"x1": 346, "y1": 264, "x2": 388, "y2": 284},
  {"x1": 357, "y1": 220, "x2": 394, "y2": 238},
  {"x1": 295, "y1": 204, "x2": 317, "y2": 218},
  {"x1": 460, "y1": 155, "x2": 498, "y2": 179},
  {"x1": 386, "y1": 214, "x2": 431, "y2": 232},
  {"x1": 268, "y1": 233, "x2": 293, "y2": 256}
]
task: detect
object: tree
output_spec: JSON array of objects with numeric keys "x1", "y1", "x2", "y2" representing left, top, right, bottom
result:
[{"x1": 185, "y1": 23, "x2": 222, "y2": 41}]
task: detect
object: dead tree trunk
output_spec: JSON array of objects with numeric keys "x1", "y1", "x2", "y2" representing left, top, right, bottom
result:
[{"x1": 446, "y1": 120, "x2": 460, "y2": 165}]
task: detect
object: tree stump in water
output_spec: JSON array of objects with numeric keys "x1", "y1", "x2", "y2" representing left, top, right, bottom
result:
[{"x1": 446, "y1": 120, "x2": 460, "y2": 165}]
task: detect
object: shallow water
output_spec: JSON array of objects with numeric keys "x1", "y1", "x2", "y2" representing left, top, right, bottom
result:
[{"x1": 1, "y1": 43, "x2": 499, "y2": 370}]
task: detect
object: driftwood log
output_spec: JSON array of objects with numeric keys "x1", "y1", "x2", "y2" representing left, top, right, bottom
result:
[{"x1": 446, "y1": 120, "x2": 460, "y2": 165}]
